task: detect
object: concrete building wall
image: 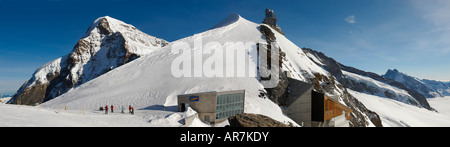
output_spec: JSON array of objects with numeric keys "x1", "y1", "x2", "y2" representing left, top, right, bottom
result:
[
  {"x1": 177, "y1": 90, "x2": 245, "y2": 124},
  {"x1": 177, "y1": 91, "x2": 217, "y2": 123},
  {"x1": 284, "y1": 78, "x2": 314, "y2": 127}
]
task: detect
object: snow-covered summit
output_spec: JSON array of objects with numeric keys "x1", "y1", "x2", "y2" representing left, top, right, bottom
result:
[
  {"x1": 211, "y1": 13, "x2": 242, "y2": 29},
  {"x1": 38, "y1": 13, "x2": 381, "y2": 127},
  {"x1": 10, "y1": 12, "x2": 385, "y2": 127},
  {"x1": 9, "y1": 16, "x2": 168, "y2": 105},
  {"x1": 39, "y1": 13, "x2": 319, "y2": 125},
  {"x1": 82, "y1": 16, "x2": 168, "y2": 54},
  {"x1": 383, "y1": 69, "x2": 450, "y2": 98}
]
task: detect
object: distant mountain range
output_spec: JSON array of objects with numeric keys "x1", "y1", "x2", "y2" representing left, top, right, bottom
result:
[
  {"x1": 382, "y1": 69, "x2": 450, "y2": 98},
  {"x1": 303, "y1": 48, "x2": 432, "y2": 110},
  {"x1": 1, "y1": 93, "x2": 14, "y2": 98}
]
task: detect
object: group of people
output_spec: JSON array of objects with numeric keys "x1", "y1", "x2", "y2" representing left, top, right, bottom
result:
[{"x1": 100, "y1": 105, "x2": 134, "y2": 115}]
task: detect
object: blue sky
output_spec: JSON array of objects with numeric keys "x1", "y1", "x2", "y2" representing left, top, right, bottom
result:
[{"x1": 1, "y1": 0, "x2": 450, "y2": 93}]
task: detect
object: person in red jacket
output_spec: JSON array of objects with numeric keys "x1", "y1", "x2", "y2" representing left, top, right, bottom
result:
[
  {"x1": 111, "y1": 105, "x2": 114, "y2": 113},
  {"x1": 105, "y1": 105, "x2": 109, "y2": 114},
  {"x1": 129, "y1": 105, "x2": 132, "y2": 113}
]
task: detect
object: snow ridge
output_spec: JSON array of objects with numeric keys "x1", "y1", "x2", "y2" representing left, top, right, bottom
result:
[
  {"x1": 14, "y1": 14, "x2": 378, "y2": 127},
  {"x1": 41, "y1": 14, "x2": 299, "y2": 126},
  {"x1": 383, "y1": 69, "x2": 450, "y2": 98},
  {"x1": 211, "y1": 13, "x2": 242, "y2": 29},
  {"x1": 9, "y1": 16, "x2": 168, "y2": 105}
]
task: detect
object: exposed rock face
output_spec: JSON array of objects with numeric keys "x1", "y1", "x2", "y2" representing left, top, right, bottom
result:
[
  {"x1": 259, "y1": 12, "x2": 379, "y2": 127},
  {"x1": 341, "y1": 89, "x2": 383, "y2": 127},
  {"x1": 228, "y1": 113, "x2": 293, "y2": 127},
  {"x1": 259, "y1": 24, "x2": 289, "y2": 106},
  {"x1": 9, "y1": 16, "x2": 168, "y2": 105},
  {"x1": 383, "y1": 69, "x2": 450, "y2": 98},
  {"x1": 302, "y1": 48, "x2": 433, "y2": 111},
  {"x1": 307, "y1": 71, "x2": 382, "y2": 127}
]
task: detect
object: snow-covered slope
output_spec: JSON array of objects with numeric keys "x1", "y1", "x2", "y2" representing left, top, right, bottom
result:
[
  {"x1": 350, "y1": 89, "x2": 450, "y2": 127},
  {"x1": 0, "y1": 102, "x2": 202, "y2": 127},
  {"x1": 0, "y1": 103, "x2": 149, "y2": 127},
  {"x1": 41, "y1": 14, "x2": 297, "y2": 125},
  {"x1": 303, "y1": 48, "x2": 433, "y2": 110},
  {"x1": 343, "y1": 70, "x2": 420, "y2": 105},
  {"x1": 9, "y1": 16, "x2": 168, "y2": 105},
  {"x1": 6, "y1": 13, "x2": 381, "y2": 127},
  {"x1": 4, "y1": 91, "x2": 450, "y2": 127},
  {"x1": 383, "y1": 69, "x2": 450, "y2": 98},
  {"x1": 0, "y1": 97, "x2": 11, "y2": 104}
]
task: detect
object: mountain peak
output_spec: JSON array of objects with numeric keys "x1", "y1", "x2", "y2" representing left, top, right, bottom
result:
[
  {"x1": 83, "y1": 16, "x2": 139, "y2": 38},
  {"x1": 383, "y1": 69, "x2": 450, "y2": 98},
  {"x1": 383, "y1": 69, "x2": 404, "y2": 81},
  {"x1": 211, "y1": 13, "x2": 242, "y2": 29},
  {"x1": 386, "y1": 69, "x2": 400, "y2": 74},
  {"x1": 10, "y1": 15, "x2": 168, "y2": 105}
]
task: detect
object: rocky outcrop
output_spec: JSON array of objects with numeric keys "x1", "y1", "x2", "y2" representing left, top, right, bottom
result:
[
  {"x1": 307, "y1": 71, "x2": 382, "y2": 127},
  {"x1": 302, "y1": 48, "x2": 433, "y2": 111},
  {"x1": 8, "y1": 16, "x2": 168, "y2": 105},
  {"x1": 383, "y1": 69, "x2": 450, "y2": 98},
  {"x1": 228, "y1": 113, "x2": 293, "y2": 127},
  {"x1": 341, "y1": 89, "x2": 383, "y2": 127},
  {"x1": 258, "y1": 24, "x2": 289, "y2": 106},
  {"x1": 259, "y1": 12, "x2": 380, "y2": 126}
]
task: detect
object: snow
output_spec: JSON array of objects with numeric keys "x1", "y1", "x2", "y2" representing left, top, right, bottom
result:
[
  {"x1": 184, "y1": 107, "x2": 211, "y2": 127},
  {"x1": 349, "y1": 89, "x2": 450, "y2": 127},
  {"x1": 4, "y1": 89, "x2": 450, "y2": 127},
  {"x1": 211, "y1": 13, "x2": 241, "y2": 29},
  {"x1": 305, "y1": 52, "x2": 325, "y2": 66},
  {"x1": 2, "y1": 14, "x2": 362, "y2": 127},
  {"x1": 0, "y1": 100, "x2": 212, "y2": 127},
  {"x1": 342, "y1": 70, "x2": 420, "y2": 105},
  {"x1": 428, "y1": 97, "x2": 450, "y2": 116},
  {"x1": 34, "y1": 14, "x2": 297, "y2": 127},
  {"x1": 11, "y1": 16, "x2": 169, "y2": 104},
  {"x1": 383, "y1": 69, "x2": 450, "y2": 98},
  {"x1": 0, "y1": 97, "x2": 11, "y2": 104},
  {"x1": 0, "y1": 103, "x2": 152, "y2": 127},
  {"x1": 83, "y1": 16, "x2": 167, "y2": 51},
  {"x1": 6, "y1": 13, "x2": 448, "y2": 127},
  {"x1": 33, "y1": 57, "x2": 62, "y2": 85},
  {"x1": 265, "y1": 24, "x2": 329, "y2": 82}
]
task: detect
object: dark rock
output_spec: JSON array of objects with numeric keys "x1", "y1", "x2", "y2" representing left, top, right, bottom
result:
[
  {"x1": 303, "y1": 48, "x2": 433, "y2": 111},
  {"x1": 302, "y1": 48, "x2": 386, "y2": 127},
  {"x1": 228, "y1": 113, "x2": 293, "y2": 127},
  {"x1": 259, "y1": 25, "x2": 276, "y2": 42},
  {"x1": 8, "y1": 17, "x2": 167, "y2": 105}
]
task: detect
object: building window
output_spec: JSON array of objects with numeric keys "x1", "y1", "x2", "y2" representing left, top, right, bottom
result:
[{"x1": 216, "y1": 93, "x2": 244, "y2": 120}]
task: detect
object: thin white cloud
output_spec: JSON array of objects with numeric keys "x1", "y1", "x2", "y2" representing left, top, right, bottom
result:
[
  {"x1": 344, "y1": 15, "x2": 356, "y2": 24},
  {"x1": 410, "y1": 0, "x2": 450, "y2": 55},
  {"x1": 412, "y1": 0, "x2": 450, "y2": 27}
]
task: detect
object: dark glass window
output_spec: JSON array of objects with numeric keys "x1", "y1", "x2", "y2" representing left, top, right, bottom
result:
[{"x1": 215, "y1": 93, "x2": 244, "y2": 120}]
